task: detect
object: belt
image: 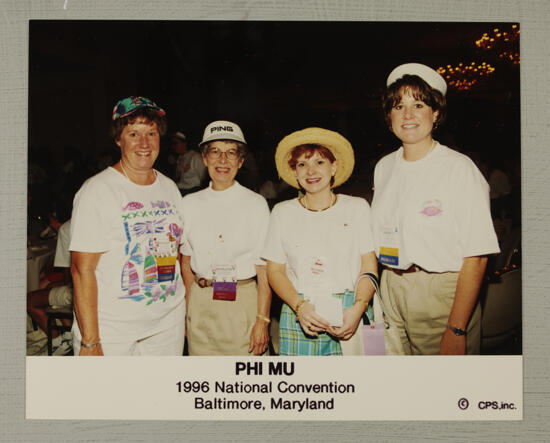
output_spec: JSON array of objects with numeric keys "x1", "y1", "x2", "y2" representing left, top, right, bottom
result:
[
  {"x1": 388, "y1": 265, "x2": 426, "y2": 276},
  {"x1": 194, "y1": 275, "x2": 255, "y2": 289}
]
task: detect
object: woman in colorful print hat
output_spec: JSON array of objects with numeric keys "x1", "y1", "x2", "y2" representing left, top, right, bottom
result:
[
  {"x1": 179, "y1": 120, "x2": 272, "y2": 356},
  {"x1": 262, "y1": 127, "x2": 378, "y2": 355},
  {"x1": 370, "y1": 63, "x2": 500, "y2": 355},
  {"x1": 69, "y1": 96, "x2": 187, "y2": 356}
]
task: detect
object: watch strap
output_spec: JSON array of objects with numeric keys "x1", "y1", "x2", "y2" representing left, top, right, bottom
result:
[{"x1": 447, "y1": 324, "x2": 467, "y2": 336}]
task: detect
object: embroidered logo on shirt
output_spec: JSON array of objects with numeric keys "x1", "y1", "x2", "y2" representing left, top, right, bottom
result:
[{"x1": 419, "y1": 199, "x2": 443, "y2": 217}]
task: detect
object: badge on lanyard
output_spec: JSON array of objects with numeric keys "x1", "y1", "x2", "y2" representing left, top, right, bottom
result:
[
  {"x1": 379, "y1": 225, "x2": 400, "y2": 266},
  {"x1": 212, "y1": 263, "x2": 237, "y2": 301},
  {"x1": 148, "y1": 236, "x2": 177, "y2": 282},
  {"x1": 363, "y1": 324, "x2": 386, "y2": 355}
]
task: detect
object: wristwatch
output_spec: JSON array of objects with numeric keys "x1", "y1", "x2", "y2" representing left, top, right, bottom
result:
[{"x1": 447, "y1": 324, "x2": 467, "y2": 336}]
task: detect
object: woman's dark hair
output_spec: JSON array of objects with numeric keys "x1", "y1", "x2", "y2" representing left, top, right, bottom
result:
[
  {"x1": 110, "y1": 108, "x2": 167, "y2": 141},
  {"x1": 382, "y1": 74, "x2": 446, "y2": 130}
]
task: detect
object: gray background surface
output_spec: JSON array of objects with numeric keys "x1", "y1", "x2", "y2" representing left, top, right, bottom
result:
[{"x1": 2, "y1": 0, "x2": 548, "y2": 441}]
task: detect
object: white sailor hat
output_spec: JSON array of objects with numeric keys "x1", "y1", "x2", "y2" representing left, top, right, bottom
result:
[{"x1": 386, "y1": 63, "x2": 447, "y2": 96}]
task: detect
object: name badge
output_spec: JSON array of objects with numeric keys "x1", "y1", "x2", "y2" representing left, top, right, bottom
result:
[
  {"x1": 303, "y1": 256, "x2": 343, "y2": 326},
  {"x1": 148, "y1": 236, "x2": 177, "y2": 282},
  {"x1": 362, "y1": 323, "x2": 386, "y2": 355},
  {"x1": 379, "y1": 226, "x2": 399, "y2": 266},
  {"x1": 212, "y1": 264, "x2": 237, "y2": 301},
  {"x1": 314, "y1": 290, "x2": 344, "y2": 327}
]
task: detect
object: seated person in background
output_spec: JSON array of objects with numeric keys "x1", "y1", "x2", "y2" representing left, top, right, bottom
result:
[{"x1": 27, "y1": 203, "x2": 73, "y2": 354}]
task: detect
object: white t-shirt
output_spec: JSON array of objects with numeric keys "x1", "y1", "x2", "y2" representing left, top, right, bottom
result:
[
  {"x1": 54, "y1": 219, "x2": 71, "y2": 268},
  {"x1": 69, "y1": 167, "x2": 186, "y2": 342},
  {"x1": 262, "y1": 195, "x2": 375, "y2": 294},
  {"x1": 180, "y1": 181, "x2": 270, "y2": 279},
  {"x1": 176, "y1": 150, "x2": 206, "y2": 190},
  {"x1": 371, "y1": 143, "x2": 500, "y2": 272}
]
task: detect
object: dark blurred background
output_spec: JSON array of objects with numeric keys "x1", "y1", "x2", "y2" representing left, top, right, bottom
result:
[
  {"x1": 28, "y1": 20, "x2": 520, "y2": 212},
  {"x1": 27, "y1": 20, "x2": 522, "y2": 354}
]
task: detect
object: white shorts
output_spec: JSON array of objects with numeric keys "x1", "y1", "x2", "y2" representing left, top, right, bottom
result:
[
  {"x1": 72, "y1": 321, "x2": 185, "y2": 356},
  {"x1": 48, "y1": 284, "x2": 73, "y2": 308}
]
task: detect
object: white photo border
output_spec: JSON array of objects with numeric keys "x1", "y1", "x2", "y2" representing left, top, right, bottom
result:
[{"x1": 2, "y1": 0, "x2": 548, "y2": 441}]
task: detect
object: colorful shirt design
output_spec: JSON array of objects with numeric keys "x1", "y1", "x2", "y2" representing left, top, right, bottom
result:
[{"x1": 119, "y1": 199, "x2": 181, "y2": 304}]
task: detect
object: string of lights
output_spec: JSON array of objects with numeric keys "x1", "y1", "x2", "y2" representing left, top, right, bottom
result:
[
  {"x1": 437, "y1": 24, "x2": 519, "y2": 91},
  {"x1": 476, "y1": 24, "x2": 520, "y2": 66},
  {"x1": 437, "y1": 62, "x2": 496, "y2": 91}
]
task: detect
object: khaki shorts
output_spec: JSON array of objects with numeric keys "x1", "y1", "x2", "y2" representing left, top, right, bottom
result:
[
  {"x1": 48, "y1": 284, "x2": 73, "y2": 308},
  {"x1": 381, "y1": 269, "x2": 481, "y2": 355}
]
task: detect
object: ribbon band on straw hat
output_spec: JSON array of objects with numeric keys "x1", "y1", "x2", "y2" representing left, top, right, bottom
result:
[{"x1": 275, "y1": 127, "x2": 355, "y2": 189}]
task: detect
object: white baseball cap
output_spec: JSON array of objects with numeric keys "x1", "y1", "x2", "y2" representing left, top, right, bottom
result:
[
  {"x1": 199, "y1": 120, "x2": 246, "y2": 146},
  {"x1": 387, "y1": 63, "x2": 447, "y2": 96}
]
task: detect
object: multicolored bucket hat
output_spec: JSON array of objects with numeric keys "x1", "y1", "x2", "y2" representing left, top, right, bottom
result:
[{"x1": 112, "y1": 96, "x2": 166, "y2": 121}]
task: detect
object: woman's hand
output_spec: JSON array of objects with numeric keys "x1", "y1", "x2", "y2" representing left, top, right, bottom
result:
[
  {"x1": 297, "y1": 302, "x2": 331, "y2": 337},
  {"x1": 330, "y1": 303, "x2": 364, "y2": 340},
  {"x1": 248, "y1": 320, "x2": 270, "y2": 355},
  {"x1": 79, "y1": 343, "x2": 104, "y2": 356}
]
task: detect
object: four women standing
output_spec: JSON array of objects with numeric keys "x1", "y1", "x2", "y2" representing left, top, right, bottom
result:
[{"x1": 70, "y1": 64, "x2": 499, "y2": 356}]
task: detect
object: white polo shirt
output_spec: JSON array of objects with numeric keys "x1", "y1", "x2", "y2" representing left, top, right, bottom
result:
[
  {"x1": 180, "y1": 181, "x2": 270, "y2": 279},
  {"x1": 371, "y1": 143, "x2": 499, "y2": 272}
]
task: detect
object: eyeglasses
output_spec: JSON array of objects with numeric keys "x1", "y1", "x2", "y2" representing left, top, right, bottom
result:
[{"x1": 206, "y1": 148, "x2": 241, "y2": 161}]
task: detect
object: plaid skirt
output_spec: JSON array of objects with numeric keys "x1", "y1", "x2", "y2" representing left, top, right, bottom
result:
[{"x1": 279, "y1": 290, "x2": 355, "y2": 356}]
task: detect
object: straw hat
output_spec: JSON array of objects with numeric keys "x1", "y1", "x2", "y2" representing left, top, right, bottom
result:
[{"x1": 275, "y1": 127, "x2": 354, "y2": 189}]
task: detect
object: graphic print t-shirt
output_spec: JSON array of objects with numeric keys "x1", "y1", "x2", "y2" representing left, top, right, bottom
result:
[{"x1": 70, "y1": 168, "x2": 185, "y2": 341}]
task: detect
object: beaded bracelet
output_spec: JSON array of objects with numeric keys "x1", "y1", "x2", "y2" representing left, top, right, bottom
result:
[
  {"x1": 81, "y1": 341, "x2": 101, "y2": 349},
  {"x1": 294, "y1": 299, "x2": 306, "y2": 321},
  {"x1": 294, "y1": 298, "x2": 306, "y2": 314}
]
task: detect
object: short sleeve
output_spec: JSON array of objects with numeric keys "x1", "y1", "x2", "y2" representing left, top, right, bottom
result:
[
  {"x1": 355, "y1": 198, "x2": 375, "y2": 255},
  {"x1": 452, "y1": 159, "x2": 500, "y2": 257},
  {"x1": 69, "y1": 180, "x2": 111, "y2": 253},
  {"x1": 251, "y1": 198, "x2": 271, "y2": 266},
  {"x1": 178, "y1": 195, "x2": 194, "y2": 257},
  {"x1": 261, "y1": 204, "x2": 287, "y2": 265}
]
